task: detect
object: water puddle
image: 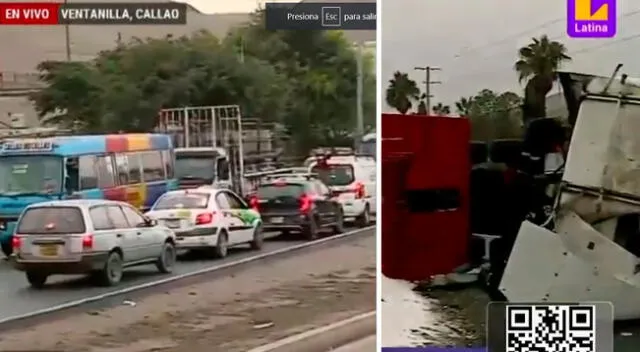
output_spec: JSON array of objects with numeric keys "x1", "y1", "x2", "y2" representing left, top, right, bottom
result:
[{"x1": 381, "y1": 276, "x2": 468, "y2": 347}]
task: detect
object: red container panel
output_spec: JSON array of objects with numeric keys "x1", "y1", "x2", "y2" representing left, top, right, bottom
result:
[{"x1": 382, "y1": 113, "x2": 470, "y2": 280}]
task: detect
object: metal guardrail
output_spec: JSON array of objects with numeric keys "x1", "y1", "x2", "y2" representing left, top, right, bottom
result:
[{"x1": 0, "y1": 72, "x2": 45, "y2": 90}]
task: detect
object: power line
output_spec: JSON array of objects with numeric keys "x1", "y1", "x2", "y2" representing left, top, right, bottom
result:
[
  {"x1": 454, "y1": 18, "x2": 566, "y2": 58},
  {"x1": 443, "y1": 12, "x2": 640, "y2": 84},
  {"x1": 414, "y1": 66, "x2": 441, "y2": 114},
  {"x1": 452, "y1": 9, "x2": 640, "y2": 63}
]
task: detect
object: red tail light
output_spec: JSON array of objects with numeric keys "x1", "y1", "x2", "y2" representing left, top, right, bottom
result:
[
  {"x1": 352, "y1": 182, "x2": 365, "y2": 199},
  {"x1": 82, "y1": 234, "x2": 93, "y2": 249},
  {"x1": 11, "y1": 236, "x2": 20, "y2": 250},
  {"x1": 196, "y1": 212, "x2": 215, "y2": 225},
  {"x1": 504, "y1": 168, "x2": 516, "y2": 185},
  {"x1": 299, "y1": 194, "x2": 312, "y2": 213},
  {"x1": 249, "y1": 196, "x2": 259, "y2": 211}
]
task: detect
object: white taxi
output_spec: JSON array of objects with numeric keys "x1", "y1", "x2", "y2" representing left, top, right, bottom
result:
[{"x1": 145, "y1": 187, "x2": 263, "y2": 258}]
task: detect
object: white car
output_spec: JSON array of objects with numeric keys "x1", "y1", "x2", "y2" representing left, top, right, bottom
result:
[
  {"x1": 145, "y1": 187, "x2": 263, "y2": 257},
  {"x1": 309, "y1": 154, "x2": 377, "y2": 227},
  {"x1": 11, "y1": 199, "x2": 177, "y2": 288}
]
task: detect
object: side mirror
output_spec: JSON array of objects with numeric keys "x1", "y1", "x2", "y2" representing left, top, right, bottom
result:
[{"x1": 142, "y1": 217, "x2": 157, "y2": 227}]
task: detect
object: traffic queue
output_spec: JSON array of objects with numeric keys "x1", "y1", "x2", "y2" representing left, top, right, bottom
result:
[{"x1": 0, "y1": 133, "x2": 376, "y2": 289}]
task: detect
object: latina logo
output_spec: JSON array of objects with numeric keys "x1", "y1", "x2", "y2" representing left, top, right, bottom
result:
[{"x1": 567, "y1": 0, "x2": 616, "y2": 38}]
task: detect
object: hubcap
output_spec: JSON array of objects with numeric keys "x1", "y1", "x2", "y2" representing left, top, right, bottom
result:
[
  {"x1": 219, "y1": 237, "x2": 228, "y2": 255},
  {"x1": 163, "y1": 246, "x2": 175, "y2": 268},
  {"x1": 108, "y1": 256, "x2": 122, "y2": 282}
]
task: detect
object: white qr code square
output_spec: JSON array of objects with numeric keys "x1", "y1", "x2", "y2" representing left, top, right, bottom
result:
[{"x1": 505, "y1": 304, "x2": 596, "y2": 352}]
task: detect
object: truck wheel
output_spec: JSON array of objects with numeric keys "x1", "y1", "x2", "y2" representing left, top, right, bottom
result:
[
  {"x1": 97, "y1": 251, "x2": 124, "y2": 286},
  {"x1": 26, "y1": 271, "x2": 47, "y2": 289},
  {"x1": 214, "y1": 232, "x2": 229, "y2": 258},
  {"x1": 1, "y1": 240, "x2": 12, "y2": 258},
  {"x1": 156, "y1": 241, "x2": 176, "y2": 274},
  {"x1": 250, "y1": 225, "x2": 264, "y2": 250},
  {"x1": 302, "y1": 216, "x2": 319, "y2": 240},
  {"x1": 333, "y1": 209, "x2": 345, "y2": 234},
  {"x1": 355, "y1": 205, "x2": 370, "y2": 228}
]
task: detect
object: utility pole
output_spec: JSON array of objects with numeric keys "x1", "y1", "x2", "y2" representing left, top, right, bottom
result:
[
  {"x1": 355, "y1": 41, "x2": 363, "y2": 151},
  {"x1": 414, "y1": 66, "x2": 441, "y2": 114},
  {"x1": 64, "y1": 0, "x2": 70, "y2": 61}
]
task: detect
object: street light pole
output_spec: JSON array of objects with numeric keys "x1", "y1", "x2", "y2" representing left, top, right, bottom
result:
[
  {"x1": 64, "y1": 0, "x2": 70, "y2": 61},
  {"x1": 355, "y1": 41, "x2": 363, "y2": 150}
]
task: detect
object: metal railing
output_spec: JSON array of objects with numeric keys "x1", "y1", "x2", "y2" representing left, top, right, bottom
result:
[{"x1": 0, "y1": 72, "x2": 45, "y2": 90}]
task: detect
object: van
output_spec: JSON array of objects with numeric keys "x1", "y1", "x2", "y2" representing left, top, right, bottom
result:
[{"x1": 308, "y1": 154, "x2": 376, "y2": 227}]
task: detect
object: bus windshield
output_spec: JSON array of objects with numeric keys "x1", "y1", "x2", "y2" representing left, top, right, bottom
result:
[
  {"x1": 175, "y1": 157, "x2": 216, "y2": 180},
  {"x1": 0, "y1": 155, "x2": 64, "y2": 195},
  {"x1": 359, "y1": 139, "x2": 376, "y2": 158}
]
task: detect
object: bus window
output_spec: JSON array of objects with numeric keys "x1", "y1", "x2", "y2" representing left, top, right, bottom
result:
[
  {"x1": 96, "y1": 155, "x2": 115, "y2": 188},
  {"x1": 114, "y1": 154, "x2": 129, "y2": 185},
  {"x1": 79, "y1": 155, "x2": 98, "y2": 189},
  {"x1": 162, "y1": 150, "x2": 174, "y2": 179},
  {"x1": 127, "y1": 153, "x2": 142, "y2": 184},
  {"x1": 140, "y1": 151, "x2": 164, "y2": 182}
]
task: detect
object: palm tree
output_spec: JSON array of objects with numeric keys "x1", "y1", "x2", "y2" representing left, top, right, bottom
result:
[
  {"x1": 514, "y1": 35, "x2": 571, "y2": 123},
  {"x1": 432, "y1": 102, "x2": 451, "y2": 115},
  {"x1": 455, "y1": 96, "x2": 474, "y2": 115},
  {"x1": 385, "y1": 71, "x2": 420, "y2": 114}
]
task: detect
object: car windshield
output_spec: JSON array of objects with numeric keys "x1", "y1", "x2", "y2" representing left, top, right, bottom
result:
[
  {"x1": 153, "y1": 193, "x2": 210, "y2": 210},
  {"x1": 0, "y1": 155, "x2": 63, "y2": 196},
  {"x1": 257, "y1": 183, "x2": 305, "y2": 199},
  {"x1": 17, "y1": 206, "x2": 85, "y2": 234},
  {"x1": 175, "y1": 157, "x2": 215, "y2": 180},
  {"x1": 311, "y1": 164, "x2": 355, "y2": 186}
]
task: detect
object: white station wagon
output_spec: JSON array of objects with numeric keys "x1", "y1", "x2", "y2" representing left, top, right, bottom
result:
[
  {"x1": 11, "y1": 199, "x2": 177, "y2": 288},
  {"x1": 145, "y1": 187, "x2": 263, "y2": 257}
]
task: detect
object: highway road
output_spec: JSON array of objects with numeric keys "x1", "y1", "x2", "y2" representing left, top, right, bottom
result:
[
  {"x1": 0, "y1": 226, "x2": 368, "y2": 321},
  {"x1": 333, "y1": 335, "x2": 376, "y2": 351}
]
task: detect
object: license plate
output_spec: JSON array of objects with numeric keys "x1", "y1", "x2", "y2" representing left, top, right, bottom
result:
[
  {"x1": 39, "y1": 244, "x2": 58, "y2": 256},
  {"x1": 270, "y1": 217, "x2": 284, "y2": 224},
  {"x1": 165, "y1": 220, "x2": 181, "y2": 228}
]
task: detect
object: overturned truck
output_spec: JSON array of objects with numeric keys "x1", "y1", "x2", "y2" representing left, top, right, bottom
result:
[{"x1": 499, "y1": 70, "x2": 640, "y2": 320}]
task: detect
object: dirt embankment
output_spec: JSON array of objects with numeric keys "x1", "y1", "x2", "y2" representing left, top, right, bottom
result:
[{"x1": 0, "y1": 236, "x2": 376, "y2": 352}]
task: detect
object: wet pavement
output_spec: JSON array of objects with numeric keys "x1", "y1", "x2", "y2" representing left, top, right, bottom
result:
[{"x1": 390, "y1": 279, "x2": 640, "y2": 351}]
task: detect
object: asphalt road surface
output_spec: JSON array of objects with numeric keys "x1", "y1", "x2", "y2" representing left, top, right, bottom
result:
[
  {"x1": 333, "y1": 335, "x2": 376, "y2": 351},
  {"x1": 0, "y1": 227, "x2": 364, "y2": 321}
]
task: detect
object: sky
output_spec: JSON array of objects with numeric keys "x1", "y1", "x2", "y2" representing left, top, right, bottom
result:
[{"x1": 381, "y1": 0, "x2": 637, "y2": 111}]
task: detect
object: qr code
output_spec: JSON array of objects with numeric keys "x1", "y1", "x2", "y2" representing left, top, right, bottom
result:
[{"x1": 505, "y1": 304, "x2": 596, "y2": 352}]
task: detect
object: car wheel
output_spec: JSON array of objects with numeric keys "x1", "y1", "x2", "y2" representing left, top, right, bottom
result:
[
  {"x1": 302, "y1": 216, "x2": 319, "y2": 240},
  {"x1": 156, "y1": 241, "x2": 176, "y2": 273},
  {"x1": 26, "y1": 271, "x2": 47, "y2": 289},
  {"x1": 97, "y1": 251, "x2": 124, "y2": 286},
  {"x1": 214, "y1": 232, "x2": 229, "y2": 258},
  {"x1": 1, "y1": 239, "x2": 12, "y2": 258},
  {"x1": 333, "y1": 209, "x2": 345, "y2": 234},
  {"x1": 250, "y1": 225, "x2": 264, "y2": 250},
  {"x1": 355, "y1": 205, "x2": 370, "y2": 228}
]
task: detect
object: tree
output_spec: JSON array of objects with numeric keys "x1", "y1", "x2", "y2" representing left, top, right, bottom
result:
[
  {"x1": 222, "y1": 13, "x2": 376, "y2": 152},
  {"x1": 385, "y1": 71, "x2": 419, "y2": 114},
  {"x1": 514, "y1": 35, "x2": 571, "y2": 124},
  {"x1": 432, "y1": 102, "x2": 451, "y2": 115},
  {"x1": 466, "y1": 89, "x2": 523, "y2": 140},
  {"x1": 455, "y1": 96, "x2": 474, "y2": 115}
]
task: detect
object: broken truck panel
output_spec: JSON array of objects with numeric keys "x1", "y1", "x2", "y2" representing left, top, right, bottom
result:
[{"x1": 500, "y1": 71, "x2": 640, "y2": 320}]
